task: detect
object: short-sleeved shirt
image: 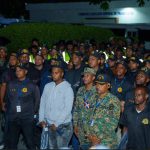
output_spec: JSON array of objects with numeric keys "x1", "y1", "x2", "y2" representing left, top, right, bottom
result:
[{"x1": 119, "y1": 103, "x2": 150, "y2": 149}]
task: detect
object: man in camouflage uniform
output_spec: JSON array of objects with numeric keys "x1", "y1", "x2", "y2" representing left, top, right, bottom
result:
[
  {"x1": 73, "y1": 67, "x2": 97, "y2": 149},
  {"x1": 88, "y1": 74, "x2": 121, "y2": 149}
]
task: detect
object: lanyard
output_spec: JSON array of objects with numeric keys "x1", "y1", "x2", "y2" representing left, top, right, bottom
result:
[
  {"x1": 83, "y1": 90, "x2": 93, "y2": 109},
  {"x1": 115, "y1": 77, "x2": 126, "y2": 87}
]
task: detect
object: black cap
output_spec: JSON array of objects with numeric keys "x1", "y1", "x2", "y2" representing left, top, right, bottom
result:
[
  {"x1": 99, "y1": 52, "x2": 106, "y2": 59},
  {"x1": 137, "y1": 67, "x2": 150, "y2": 77},
  {"x1": 35, "y1": 51, "x2": 44, "y2": 59},
  {"x1": 52, "y1": 61, "x2": 64, "y2": 70},
  {"x1": 95, "y1": 74, "x2": 111, "y2": 84},
  {"x1": 16, "y1": 63, "x2": 28, "y2": 70},
  {"x1": 73, "y1": 51, "x2": 83, "y2": 57},
  {"x1": 128, "y1": 57, "x2": 140, "y2": 64},
  {"x1": 90, "y1": 50, "x2": 100, "y2": 59},
  {"x1": 116, "y1": 59, "x2": 128, "y2": 69}
]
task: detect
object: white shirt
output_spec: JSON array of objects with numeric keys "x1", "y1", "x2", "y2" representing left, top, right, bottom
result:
[{"x1": 39, "y1": 80, "x2": 74, "y2": 127}]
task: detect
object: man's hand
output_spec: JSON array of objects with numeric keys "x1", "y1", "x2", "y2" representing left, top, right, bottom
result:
[
  {"x1": 87, "y1": 135, "x2": 101, "y2": 146},
  {"x1": 74, "y1": 126, "x2": 78, "y2": 136},
  {"x1": 120, "y1": 100, "x2": 125, "y2": 112}
]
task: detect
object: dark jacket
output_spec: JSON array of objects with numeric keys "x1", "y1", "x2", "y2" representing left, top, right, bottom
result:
[{"x1": 6, "y1": 78, "x2": 40, "y2": 121}]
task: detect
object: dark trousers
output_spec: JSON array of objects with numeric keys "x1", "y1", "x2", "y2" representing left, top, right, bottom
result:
[{"x1": 7, "y1": 119, "x2": 35, "y2": 150}]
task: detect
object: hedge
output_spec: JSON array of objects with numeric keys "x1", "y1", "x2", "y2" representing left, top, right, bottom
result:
[{"x1": 0, "y1": 23, "x2": 113, "y2": 53}]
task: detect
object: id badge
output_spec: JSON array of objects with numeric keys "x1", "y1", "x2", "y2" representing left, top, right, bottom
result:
[{"x1": 16, "y1": 106, "x2": 21, "y2": 112}]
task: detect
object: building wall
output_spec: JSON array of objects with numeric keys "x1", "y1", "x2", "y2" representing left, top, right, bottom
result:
[{"x1": 26, "y1": 1, "x2": 150, "y2": 24}]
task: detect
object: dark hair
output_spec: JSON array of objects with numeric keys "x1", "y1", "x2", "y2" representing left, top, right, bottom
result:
[{"x1": 135, "y1": 86, "x2": 149, "y2": 95}]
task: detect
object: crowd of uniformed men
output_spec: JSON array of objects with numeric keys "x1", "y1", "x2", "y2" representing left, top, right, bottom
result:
[{"x1": 0, "y1": 37, "x2": 150, "y2": 150}]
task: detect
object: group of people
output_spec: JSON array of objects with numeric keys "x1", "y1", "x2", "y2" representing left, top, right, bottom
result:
[{"x1": 0, "y1": 37, "x2": 149, "y2": 150}]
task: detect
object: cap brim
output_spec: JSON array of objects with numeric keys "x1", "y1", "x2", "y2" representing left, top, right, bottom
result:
[{"x1": 95, "y1": 81, "x2": 107, "y2": 84}]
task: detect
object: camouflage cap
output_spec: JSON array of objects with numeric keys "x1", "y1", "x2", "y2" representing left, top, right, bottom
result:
[
  {"x1": 83, "y1": 67, "x2": 96, "y2": 75},
  {"x1": 95, "y1": 74, "x2": 111, "y2": 84}
]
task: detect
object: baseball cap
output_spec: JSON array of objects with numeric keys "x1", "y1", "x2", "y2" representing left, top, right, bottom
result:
[
  {"x1": 20, "y1": 49, "x2": 29, "y2": 55},
  {"x1": 137, "y1": 67, "x2": 150, "y2": 77},
  {"x1": 90, "y1": 50, "x2": 100, "y2": 59},
  {"x1": 35, "y1": 51, "x2": 44, "y2": 59},
  {"x1": 52, "y1": 61, "x2": 64, "y2": 70},
  {"x1": 16, "y1": 63, "x2": 28, "y2": 70},
  {"x1": 108, "y1": 54, "x2": 116, "y2": 61},
  {"x1": 128, "y1": 57, "x2": 140, "y2": 64},
  {"x1": 10, "y1": 52, "x2": 18, "y2": 58},
  {"x1": 95, "y1": 74, "x2": 111, "y2": 84},
  {"x1": 116, "y1": 59, "x2": 128, "y2": 69},
  {"x1": 99, "y1": 52, "x2": 106, "y2": 59},
  {"x1": 83, "y1": 67, "x2": 96, "y2": 75},
  {"x1": 73, "y1": 51, "x2": 83, "y2": 57}
]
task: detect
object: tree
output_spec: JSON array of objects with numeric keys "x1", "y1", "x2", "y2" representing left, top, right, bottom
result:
[
  {"x1": 89, "y1": 0, "x2": 150, "y2": 10},
  {"x1": 0, "y1": 0, "x2": 26, "y2": 18}
]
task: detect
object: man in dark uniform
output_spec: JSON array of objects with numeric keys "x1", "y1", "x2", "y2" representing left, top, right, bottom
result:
[
  {"x1": 0, "y1": 53, "x2": 18, "y2": 149},
  {"x1": 110, "y1": 60, "x2": 133, "y2": 112},
  {"x1": 105, "y1": 54, "x2": 116, "y2": 79},
  {"x1": 127, "y1": 56, "x2": 140, "y2": 84},
  {"x1": 65, "y1": 51, "x2": 85, "y2": 96},
  {"x1": 120, "y1": 86, "x2": 150, "y2": 150},
  {"x1": 19, "y1": 49, "x2": 40, "y2": 84},
  {"x1": 65, "y1": 51, "x2": 85, "y2": 150},
  {"x1": 5, "y1": 63, "x2": 40, "y2": 149},
  {"x1": 125, "y1": 67, "x2": 150, "y2": 107}
]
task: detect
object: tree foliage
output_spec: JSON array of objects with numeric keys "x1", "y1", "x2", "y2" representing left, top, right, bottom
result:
[{"x1": 89, "y1": 0, "x2": 150, "y2": 10}]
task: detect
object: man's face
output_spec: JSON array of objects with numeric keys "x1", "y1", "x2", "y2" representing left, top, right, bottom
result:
[
  {"x1": 116, "y1": 64, "x2": 127, "y2": 77},
  {"x1": 83, "y1": 73, "x2": 95, "y2": 85},
  {"x1": 41, "y1": 47, "x2": 48, "y2": 55},
  {"x1": 16, "y1": 67, "x2": 27, "y2": 79},
  {"x1": 96, "y1": 83, "x2": 109, "y2": 95},
  {"x1": 72, "y1": 54, "x2": 82, "y2": 67},
  {"x1": 20, "y1": 54, "x2": 29, "y2": 64},
  {"x1": 128, "y1": 61, "x2": 139, "y2": 71},
  {"x1": 88, "y1": 55, "x2": 100, "y2": 68},
  {"x1": 108, "y1": 59, "x2": 115, "y2": 68},
  {"x1": 35, "y1": 55, "x2": 44, "y2": 66},
  {"x1": 126, "y1": 48, "x2": 133, "y2": 58},
  {"x1": 100, "y1": 57, "x2": 105, "y2": 66},
  {"x1": 67, "y1": 44, "x2": 73, "y2": 51},
  {"x1": 0, "y1": 49, "x2": 7, "y2": 59},
  {"x1": 134, "y1": 88, "x2": 148, "y2": 105},
  {"x1": 52, "y1": 67, "x2": 63, "y2": 82},
  {"x1": 136, "y1": 72, "x2": 148, "y2": 85},
  {"x1": 9, "y1": 56, "x2": 18, "y2": 67}
]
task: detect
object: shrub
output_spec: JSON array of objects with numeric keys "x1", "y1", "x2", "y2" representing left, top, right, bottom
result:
[{"x1": 0, "y1": 23, "x2": 113, "y2": 53}]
